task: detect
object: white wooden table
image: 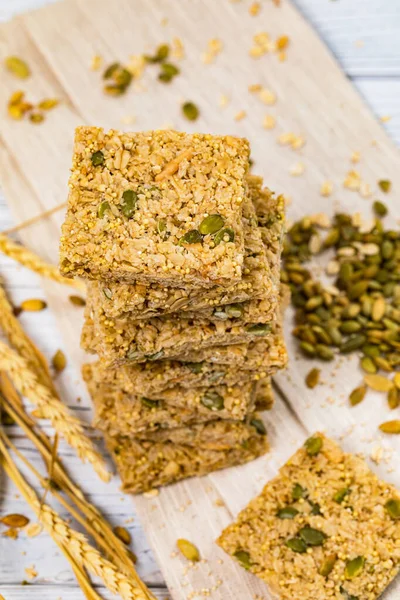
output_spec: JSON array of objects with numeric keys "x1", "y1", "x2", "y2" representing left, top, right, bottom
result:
[{"x1": 0, "y1": 1, "x2": 399, "y2": 599}]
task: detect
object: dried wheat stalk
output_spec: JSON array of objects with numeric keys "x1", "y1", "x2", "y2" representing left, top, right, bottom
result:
[
  {"x1": 0, "y1": 232, "x2": 85, "y2": 291},
  {"x1": 0, "y1": 392, "x2": 144, "y2": 584},
  {"x1": 0, "y1": 340, "x2": 110, "y2": 482},
  {"x1": 0, "y1": 432, "x2": 154, "y2": 600},
  {"x1": 0, "y1": 285, "x2": 55, "y2": 391}
]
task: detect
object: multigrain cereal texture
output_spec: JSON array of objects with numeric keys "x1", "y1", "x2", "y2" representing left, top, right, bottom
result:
[
  {"x1": 83, "y1": 362, "x2": 259, "y2": 434},
  {"x1": 89, "y1": 176, "x2": 285, "y2": 321},
  {"x1": 106, "y1": 416, "x2": 269, "y2": 493},
  {"x1": 60, "y1": 127, "x2": 250, "y2": 287},
  {"x1": 217, "y1": 433, "x2": 400, "y2": 600}
]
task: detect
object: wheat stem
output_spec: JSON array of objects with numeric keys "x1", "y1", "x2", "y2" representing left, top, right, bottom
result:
[
  {"x1": 0, "y1": 340, "x2": 110, "y2": 482},
  {"x1": 0, "y1": 433, "x2": 153, "y2": 600},
  {"x1": 0, "y1": 232, "x2": 85, "y2": 291},
  {"x1": 2, "y1": 202, "x2": 67, "y2": 235}
]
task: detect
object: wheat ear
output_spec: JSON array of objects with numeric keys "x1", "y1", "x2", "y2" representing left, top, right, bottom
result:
[
  {"x1": 0, "y1": 232, "x2": 85, "y2": 291},
  {"x1": 0, "y1": 340, "x2": 110, "y2": 482},
  {"x1": 0, "y1": 433, "x2": 153, "y2": 600}
]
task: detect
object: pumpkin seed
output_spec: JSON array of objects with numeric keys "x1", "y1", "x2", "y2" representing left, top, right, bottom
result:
[
  {"x1": 201, "y1": 391, "x2": 224, "y2": 411},
  {"x1": 364, "y1": 374, "x2": 393, "y2": 392},
  {"x1": 286, "y1": 537, "x2": 307, "y2": 553},
  {"x1": 384, "y1": 498, "x2": 400, "y2": 519},
  {"x1": 333, "y1": 488, "x2": 351, "y2": 503},
  {"x1": 141, "y1": 397, "x2": 161, "y2": 409},
  {"x1": 292, "y1": 483, "x2": 307, "y2": 500},
  {"x1": 305, "y1": 367, "x2": 320, "y2": 389},
  {"x1": 379, "y1": 420, "x2": 400, "y2": 434},
  {"x1": 158, "y1": 63, "x2": 180, "y2": 83},
  {"x1": 373, "y1": 200, "x2": 388, "y2": 217},
  {"x1": 91, "y1": 150, "x2": 105, "y2": 166},
  {"x1": 304, "y1": 435, "x2": 323, "y2": 456},
  {"x1": 120, "y1": 190, "x2": 138, "y2": 218},
  {"x1": 1, "y1": 514, "x2": 29, "y2": 528},
  {"x1": 113, "y1": 525, "x2": 131, "y2": 545},
  {"x1": 199, "y1": 214, "x2": 224, "y2": 235},
  {"x1": 214, "y1": 227, "x2": 235, "y2": 245},
  {"x1": 103, "y1": 287, "x2": 113, "y2": 300},
  {"x1": 316, "y1": 344, "x2": 334, "y2": 361},
  {"x1": 5, "y1": 56, "x2": 30, "y2": 79},
  {"x1": 360, "y1": 356, "x2": 377, "y2": 374},
  {"x1": 299, "y1": 526, "x2": 327, "y2": 546},
  {"x1": 348, "y1": 281, "x2": 369, "y2": 300},
  {"x1": 388, "y1": 387, "x2": 400, "y2": 409},
  {"x1": 349, "y1": 385, "x2": 367, "y2": 407},
  {"x1": 310, "y1": 501, "x2": 322, "y2": 516},
  {"x1": 345, "y1": 556, "x2": 365, "y2": 579},
  {"x1": 178, "y1": 229, "x2": 202, "y2": 245},
  {"x1": 177, "y1": 538, "x2": 200, "y2": 562},
  {"x1": 146, "y1": 350, "x2": 164, "y2": 360},
  {"x1": 378, "y1": 179, "x2": 391, "y2": 193},
  {"x1": 97, "y1": 201, "x2": 111, "y2": 218},
  {"x1": 319, "y1": 553, "x2": 337, "y2": 577},
  {"x1": 38, "y1": 98, "x2": 59, "y2": 110},
  {"x1": 103, "y1": 62, "x2": 120, "y2": 78},
  {"x1": 277, "y1": 506, "x2": 299, "y2": 519},
  {"x1": 20, "y1": 299, "x2": 47, "y2": 312},
  {"x1": 225, "y1": 304, "x2": 244, "y2": 318},
  {"x1": 145, "y1": 44, "x2": 170, "y2": 63},
  {"x1": 340, "y1": 320, "x2": 361, "y2": 334},
  {"x1": 182, "y1": 101, "x2": 199, "y2": 121},
  {"x1": 52, "y1": 349, "x2": 66, "y2": 373},
  {"x1": 246, "y1": 323, "x2": 272, "y2": 336},
  {"x1": 29, "y1": 112, "x2": 45, "y2": 124},
  {"x1": 68, "y1": 295, "x2": 86, "y2": 307},
  {"x1": 233, "y1": 549, "x2": 251, "y2": 569},
  {"x1": 394, "y1": 373, "x2": 400, "y2": 389},
  {"x1": 186, "y1": 362, "x2": 204, "y2": 374},
  {"x1": 340, "y1": 334, "x2": 367, "y2": 353},
  {"x1": 250, "y1": 418, "x2": 266, "y2": 435}
]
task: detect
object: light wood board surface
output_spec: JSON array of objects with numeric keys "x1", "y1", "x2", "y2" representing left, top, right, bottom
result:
[{"x1": 0, "y1": 0, "x2": 399, "y2": 599}]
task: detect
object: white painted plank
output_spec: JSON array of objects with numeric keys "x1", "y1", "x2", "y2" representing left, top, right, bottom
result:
[{"x1": 0, "y1": 586, "x2": 170, "y2": 599}]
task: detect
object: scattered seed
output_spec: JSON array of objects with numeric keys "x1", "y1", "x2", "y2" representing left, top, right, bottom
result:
[
  {"x1": 5, "y1": 56, "x2": 30, "y2": 79},
  {"x1": 176, "y1": 538, "x2": 200, "y2": 562},
  {"x1": 69, "y1": 295, "x2": 86, "y2": 307},
  {"x1": 304, "y1": 435, "x2": 323, "y2": 456},
  {"x1": 360, "y1": 356, "x2": 377, "y2": 374},
  {"x1": 372, "y1": 200, "x2": 388, "y2": 217},
  {"x1": 37, "y1": 98, "x2": 59, "y2": 110},
  {"x1": 52, "y1": 349, "x2": 67, "y2": 373},
  {"x1": 305, "y1": 367, "x2": 320, "y2": 389},
  {"x1": 20, "y1": 299, "x2": 47, "y2": 312},
  {"x1": 349, "y1": 385, "x2": 367, "y2": 407},
  {"x1": 388, "y1": 387, "x2": 400, "y2": 410},
  {"x1": 1, "y1": 514, "x2": 29, "y2": 528},
  {"x1": 378, "y1": 179, "x2": 391, "y2": 193},
  {"x1": 379, "y1": 420, "x2": 400, "y2": 434},
  {"x1": 364, "y1": 374, "x2": 393, "y2": 393},
  {"x1": 113, "y1": 525, "x2": 131, "y2": 545},
  {"x1": 182, "y1": 101, "x2": 199, "y2": 121}
]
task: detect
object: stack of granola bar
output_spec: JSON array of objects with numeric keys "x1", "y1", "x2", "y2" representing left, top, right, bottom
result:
[{"x1": 60, "y1": 127, "x2": 288, "y2": 493}]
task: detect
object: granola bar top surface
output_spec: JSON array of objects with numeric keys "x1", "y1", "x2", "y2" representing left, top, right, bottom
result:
[
  {"x1": 83, "y1": 290, "x2": 279, "y2": 366},
  {"x1": 217, "y1": 433, "x2": 400, "y2": 600},
  {"x1": 83, "y1": 362, "x2": 257, "y2": 429},
  {"x1": 89, "y1": 175, "x2": 285, "y2": 321},
  {"x1": 60, "y1": 127, "x2": 249, "y2": 287},
  {"x1": 106, "y1": 415, "x2": 269, "y2": 493}
]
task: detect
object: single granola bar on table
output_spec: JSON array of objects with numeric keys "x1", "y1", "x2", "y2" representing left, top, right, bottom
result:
[
  {"x1": 89, "y1": 177, "x2": 285, "y2": 321},
  {"x1": 217, "y1": 432, "x2": 400, "y2": 600},
  {"x1": 106, "y1": 415, "x2": 269, "y2": 493},
  {"x1": 83, "y1": 362, "x2": 263, "y2": 434},
  {"x1": 60, "y1": 127, "x2": 250, "y2": 288}
]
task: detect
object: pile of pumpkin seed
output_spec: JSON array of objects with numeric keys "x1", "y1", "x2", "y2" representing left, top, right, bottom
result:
[{"x1": 282, "y1": 206, "x2": 400, "y2": 426}]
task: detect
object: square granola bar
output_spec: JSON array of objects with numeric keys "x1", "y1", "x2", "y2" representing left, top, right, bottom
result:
[
  {"x1": 217, "y1": 433, "x2": 400, "y2": 600},
  {"x1": 106, "y1": 415, "x2": 269, "y2": 493},
  {"x1": 88, "y1": 176, "x2": 284, "y2": 321},
  {"x1": 60, "y1": 127, "x2": 249, "y2": 287}
]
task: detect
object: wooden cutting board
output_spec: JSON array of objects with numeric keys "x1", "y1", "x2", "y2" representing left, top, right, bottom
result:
[{"x1": 0, "y1": 0, "x2": 399, "y2": 598}]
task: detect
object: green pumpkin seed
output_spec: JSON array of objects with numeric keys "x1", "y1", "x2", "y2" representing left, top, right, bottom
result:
[
  {"x1": 373, "y1": 200, "x2": 388, "y2": 217},
  {"x1": 333, "y1": 488, "x2": 351, "y2": 503},
  {"x1": 277, "y1": 506, "x2": 299, "y2": 519},
  {"x1": 378, "y1": 179, "x2": 391, "y2": 193},
  {"x1": 300, "y1": 341, "x2": 316, "y2": 357},
  {"x1": 178, "y1": 229, "x2": 202, "y2": 245},
  {"x1": 360, "y1": 356, "x2": 377, "y2": 374},
  {"x1": 305, "y1": 367, "x2": 320, "y2": 389},
  {"x1": 382, "y1": 240, "x2": 394, "y2": 260},
  {"x1": 348, "y1": 281, "x2": 369, "y2": 300},
  {"x1": 316, "y1": 344, "x2": 334, "y2": 361},
  {"x1": 304, "y1": 435, "x2": 323, "y2": 456},
  {"x1": 250, "y1": 418, "x2": 266, "y2": 435},
  {"x1": 384, "y1": 498, "x2": 400, "y2": 519},
  {"x1": 225, "y1": 304, "x2": 245, "y2": 318},
  {"x1": 177, "y1": 538, "x2": 200, "y2": 562},
  {"x1": 157, "y1": 219, "x2": 167, "y2": 236},
  {"x1": 158, "y1": 62, "x2": 180, "y2": 83},
  {"x1": 286, "y1": 537, "x2": 307, "y2": 553},
  {"x1": 103, "y1": 287, "x2": 113, "y2": 300},
  {"x1": 199, "y1": 214, "x2": 224, "y2": 235},
  {"x1": 340, "y1": 320, "x2": 362, "y2": 334},
  {"x1": 233, "y1": 550, "x2": 251, "y2": 569},
  {"x1": 247, "y1": 323, "x2": 272, "y2": 336},
  {"x1": 145, "y1": 43, "x2": 170, "y2": 63},
  {"x1": 97, "y1": 201, "x2": 111, "y2": 218},
  {"x1": 201, "y1": 391, "x2": 224, "y2": 411},
  {"x1": 91, "y1": 150, "x2": 105, "y2": 166},
  {"x1": 5, "y1": 56, "x2": 30, "y2": 79},
  {"x1": 120, "y1": 190, "x2": 138, "y2": 218},
  {"x1": 349, "y1": 385, "x2": 367, "y2": 407},
  {"x1": 388, "y1": 387, "x2": 400, "y2": 409},
  {"x1": 340, "y1": 334, "x2": 367, "y2": 353},
  {"x1": 319, "y1": 553, "x2": 337, "y2": 577},
  {"x1": 292, "y1": 483, "x2": 307, "y2": 500},
  {"x1": 186, "y1": 362, "x2": 204, "y2": 374},
  {"x1": 214, "y1": 227, "x2": 235, "y2": 246},
  {"x1": 103, "y1": 62, "x2": 120, "y2": 78},
  {"x1": 141, "y1": 397, "x2": 161, "y2": 409},
  {"x1": 345, "y1": 556, "x2": 365, "y2": 579},
  {"x1": 299, "y1": 526, "x2": 327, "y2": 546},
  {"x1": 310, "y1": 502, "x2": 322, "y2": 516},
  {"x1": 182, "y1": 101, "x2": 199, "y2": 121}
]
